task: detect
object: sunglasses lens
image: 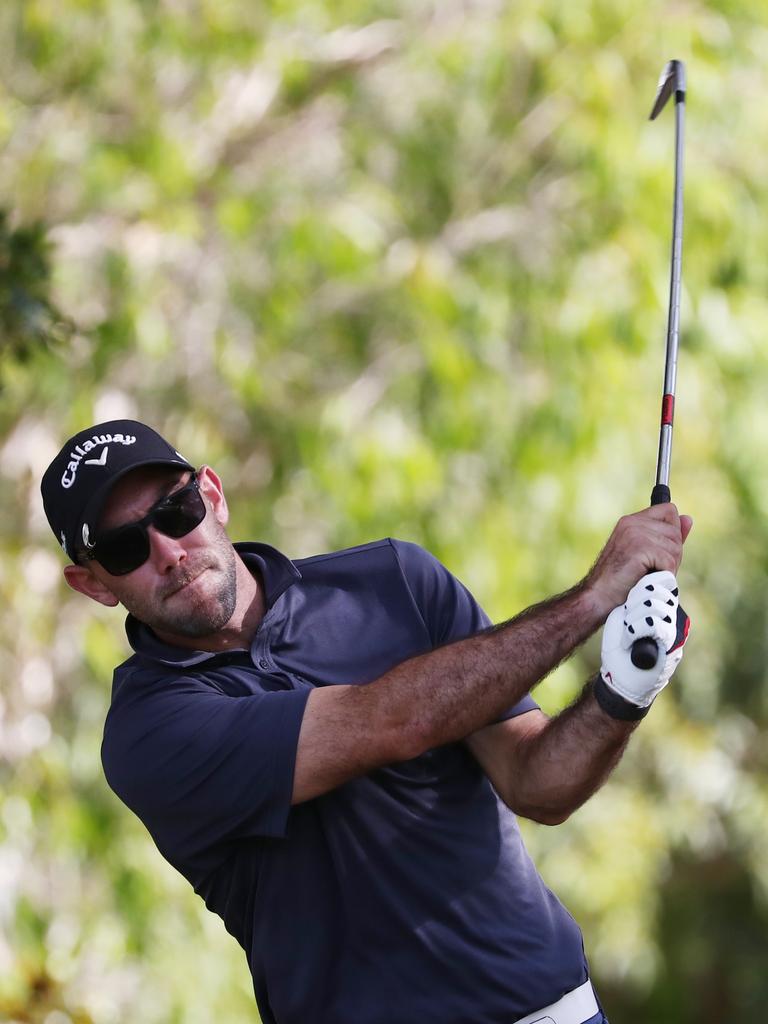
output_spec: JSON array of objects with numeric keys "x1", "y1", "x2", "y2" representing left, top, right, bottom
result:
[
  {"x1": 153, "y1": 485, "x2": 206, "y2": 538},
  {"x1": 93, "y1": 526, "x2": 151, "y2": 576}
]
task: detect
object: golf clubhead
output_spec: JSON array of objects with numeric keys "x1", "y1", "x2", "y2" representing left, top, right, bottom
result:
[{"x1": 649, "y1": 60, "x2": 686, "y2": 120}]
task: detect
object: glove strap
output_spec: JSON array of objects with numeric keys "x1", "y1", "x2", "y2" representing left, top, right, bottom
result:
[{"x1": 594, "y1": 674, "x2": 652, "y2": 722}]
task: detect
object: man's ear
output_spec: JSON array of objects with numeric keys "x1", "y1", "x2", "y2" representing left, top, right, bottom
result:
[
  {"x1": 197, "y1": 465, "x2": 229, "y2": 526},
  {"x1": 63, "y1": 564, "x2": 120, "y2": 607}
]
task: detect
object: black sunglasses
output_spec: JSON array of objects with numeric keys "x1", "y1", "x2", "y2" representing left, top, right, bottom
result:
[{"x1": 82, "y1": 473, "x2": 207, "y2": 576}]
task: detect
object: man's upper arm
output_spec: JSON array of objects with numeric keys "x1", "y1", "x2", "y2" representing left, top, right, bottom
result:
[
  {"x1": 391, "y1": 539, "x2": 492, "y2": 645},
  {"x1": 103, "y1": 677, "x2": 310, "y2": 864}
]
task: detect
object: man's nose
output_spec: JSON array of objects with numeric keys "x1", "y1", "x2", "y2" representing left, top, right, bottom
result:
[{"x1": 147, "y1": 526, "x2": 188, "y2": 572}]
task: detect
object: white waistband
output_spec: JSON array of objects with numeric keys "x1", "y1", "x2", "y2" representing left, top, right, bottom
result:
[{"x1": 512, "y1": 979, "x2": 599, "y2": 1024}]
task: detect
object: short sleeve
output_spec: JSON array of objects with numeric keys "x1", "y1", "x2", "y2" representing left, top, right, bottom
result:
[
  {"x1": 390, "y1": 539, "x2": 538, "y2": 719},
  {"x1": 101, "y1": 674, "x2": 310, "y2": 873}
]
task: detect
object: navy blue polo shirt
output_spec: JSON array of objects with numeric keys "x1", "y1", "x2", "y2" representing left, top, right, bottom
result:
[{"x1": 101, "y1": 539, "x2": 588, "y2": 1024}]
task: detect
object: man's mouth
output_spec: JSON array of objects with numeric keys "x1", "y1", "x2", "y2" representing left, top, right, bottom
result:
[{"x1": 165, "y1": 568, "x2": 208, "y2": 599}]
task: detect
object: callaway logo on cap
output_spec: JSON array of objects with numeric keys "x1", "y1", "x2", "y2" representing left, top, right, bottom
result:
[
  {"x1": 60, "y1": 430, "x2": 138, "y2": 488},
  {"x1": 41, "y1": 419, "x2": 194, "y2": 561}
]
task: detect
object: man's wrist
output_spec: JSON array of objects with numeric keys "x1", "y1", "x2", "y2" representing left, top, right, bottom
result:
[
  {"x1": 572, "y1": 578, "x2": 616, "y2": 635},
  {"x1": 593, "y1": 674, "x2": 651, "y2": 722}
]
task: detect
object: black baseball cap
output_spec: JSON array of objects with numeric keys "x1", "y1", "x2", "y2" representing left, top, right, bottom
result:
[{"x1": 41, "y1": 419, "x2": 194, "y2": 562}]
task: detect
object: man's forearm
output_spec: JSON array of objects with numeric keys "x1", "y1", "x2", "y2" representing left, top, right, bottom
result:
[
  {"x1": 369, "y1": 581, "x2": 606, "y2": 757},
  {"x1": 497, "y1": 677, "x2": 638, "y2": 824}
]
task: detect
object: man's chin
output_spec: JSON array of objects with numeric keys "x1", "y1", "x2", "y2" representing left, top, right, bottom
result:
[
  {"x1": 168, "y1": 593, "x2": 235, "y2": 635},
  {"x1": 152, "y1": 605, "x2": 232, "y2": 641}
]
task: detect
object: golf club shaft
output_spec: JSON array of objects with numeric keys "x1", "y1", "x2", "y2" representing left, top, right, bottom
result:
[
  {"x1": 652, "y1": 93, "x2": 685, "y2": 503},
  {"x1": 630, "y1": 62, "x2": 686, "y2": 671}
]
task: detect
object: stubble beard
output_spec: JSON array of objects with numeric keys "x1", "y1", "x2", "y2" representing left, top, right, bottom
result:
[{"x1": 127, "y1": 528, "x2": 239, "y2": 639}]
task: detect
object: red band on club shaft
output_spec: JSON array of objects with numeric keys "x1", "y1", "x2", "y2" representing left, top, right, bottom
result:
[{"x1": 661, "y1": 394, "x2": 675, "y2": 425}]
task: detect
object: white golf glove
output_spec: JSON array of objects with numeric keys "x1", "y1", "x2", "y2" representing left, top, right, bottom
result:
[{"x1": 599, "y1": 570, "x2": 689, "y2": 713}]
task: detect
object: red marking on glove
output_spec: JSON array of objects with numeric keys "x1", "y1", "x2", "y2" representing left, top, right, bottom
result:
[{"x1": 668, "y1": 613, "x2": 690, "y2": 653}]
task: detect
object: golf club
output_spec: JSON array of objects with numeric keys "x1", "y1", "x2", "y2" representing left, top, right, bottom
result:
[{"x1": 630, "y1": 59, "x2": 687, "y2": 671}]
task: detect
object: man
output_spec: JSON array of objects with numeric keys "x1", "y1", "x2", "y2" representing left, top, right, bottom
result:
[{"x1": 41, "y1": 419, "x2": 691, "y2": 1024}]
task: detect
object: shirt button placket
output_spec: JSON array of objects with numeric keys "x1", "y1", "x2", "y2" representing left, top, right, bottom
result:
[{"x1": 252, "y1": 629, "x2": 272, "y2": 672}]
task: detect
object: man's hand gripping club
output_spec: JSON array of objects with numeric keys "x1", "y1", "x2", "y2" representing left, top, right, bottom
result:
[
  {"x1": 587, "y1": 504, "x2": 692, "y2": 719},
  {"x1": 600, "y1": 570, "x2": 690, "y2": 709}
]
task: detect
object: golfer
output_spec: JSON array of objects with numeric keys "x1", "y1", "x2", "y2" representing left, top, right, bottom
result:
[{"x1": 41, "y1": 419, "x2": 691, "y2": 1024}]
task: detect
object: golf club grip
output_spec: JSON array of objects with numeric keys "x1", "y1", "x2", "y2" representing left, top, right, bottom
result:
[
  {"x1": 630, "y1": 636, "x2": 659, "y2": 670},
  {"x1": 630, "y1": 483, "x2": 674, "y2": 668},
  {"x1": 650, "y1": 483, "x2": 671, "y2": 505}
]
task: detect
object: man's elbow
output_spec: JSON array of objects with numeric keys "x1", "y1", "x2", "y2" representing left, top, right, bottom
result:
[
  {"x1": 504, "y1": 793, "x2": 575, "y2": 826},
  {"x1": 531, "y1": 807, "x2": 572, "y2": 826},
  {"x1": 392, "y1": 711, "x2": 436, "y2": 762},
  {"x1": 369, "y1": 698, "x2": 434, "y2": 764}
]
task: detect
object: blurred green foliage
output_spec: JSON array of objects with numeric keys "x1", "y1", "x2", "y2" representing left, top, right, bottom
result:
[
  {"x1": 1, "y1": 0, "x2": 768, "y2": 1021},
  {"x1": 0, "y1": 212, "x2": 70, "y2": 378}
]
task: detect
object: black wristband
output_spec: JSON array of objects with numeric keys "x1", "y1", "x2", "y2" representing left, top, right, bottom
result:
[{"x1": 593, "y1": 674, "x2": 652, "y2": 722}]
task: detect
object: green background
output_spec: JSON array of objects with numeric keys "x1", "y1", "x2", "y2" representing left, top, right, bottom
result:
[{"x1": 1, "y1": 1, "x2": 767, "y2": 1021}]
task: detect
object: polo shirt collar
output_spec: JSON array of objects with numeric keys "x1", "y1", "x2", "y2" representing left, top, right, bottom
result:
[
  {"x1": 124, "y1": 541, "x2": 301, "y2": 668},
  {"x1": 234, "y1": 541, "x2": 302, "y2": 605}
]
